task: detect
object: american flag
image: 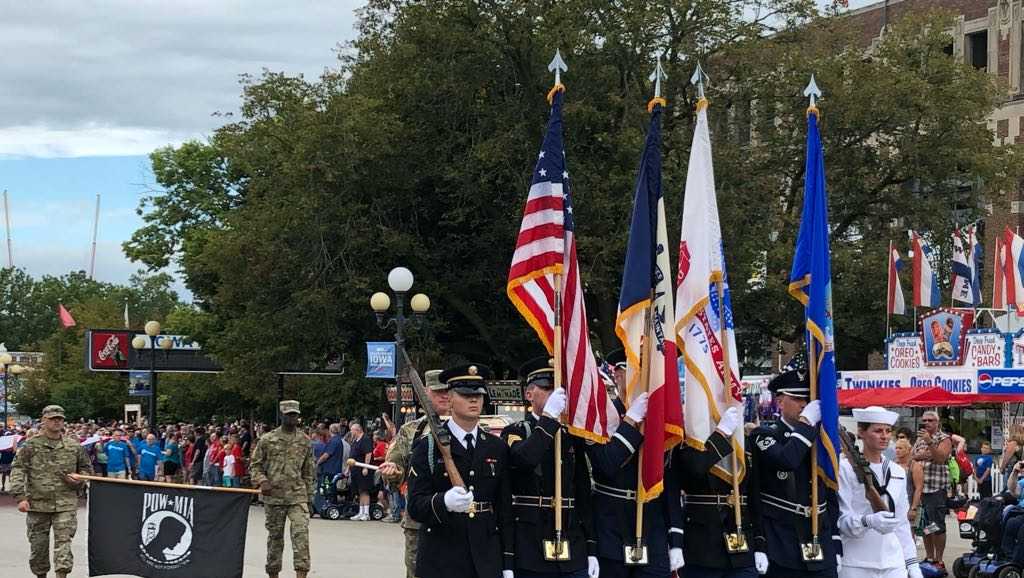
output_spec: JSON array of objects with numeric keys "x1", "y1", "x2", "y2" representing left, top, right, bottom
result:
[{"x1": 507, "y1": 88, "x2": 616, "y2": 443}]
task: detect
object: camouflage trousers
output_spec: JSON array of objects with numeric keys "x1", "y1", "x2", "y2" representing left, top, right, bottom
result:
[
  {"x1": 27, "y1": 510, "x2": 77, "y2": 576},
  {"x1": 404, "y1": 526, "x2": 418, "y2": 578},
  {"x1": 265, "y1": 503, "x2": 310, "y2": 574}
]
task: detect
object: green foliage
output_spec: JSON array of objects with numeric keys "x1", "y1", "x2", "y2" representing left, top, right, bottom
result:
[{"x1": 122, "y1": 0, "x2": 1020, "y2": 412}]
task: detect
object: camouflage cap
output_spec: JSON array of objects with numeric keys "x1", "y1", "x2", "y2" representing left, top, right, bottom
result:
[
  {"x1": 424, "y1": 369, "x2": 446, "y2": 391},
  {"x1": 41, "y1": 405, "x2": 66, "y2": 419},
  {"x1": 279, "y1": 400, "x2": 301, "y2": 415}
]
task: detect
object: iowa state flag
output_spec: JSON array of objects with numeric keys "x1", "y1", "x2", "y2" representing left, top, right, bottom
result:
[
  {"x1": 674, "y1": 96, "x2": 743, "y2": 483},
  {"x1": 615, "y1": 99, "x2": 684, "y2": 502},
  {"x1": 787, "y1": 106, "x2": 840, "y2": 490},
  {"x1": 88, "y1": 479, "x2": 251, "y2": 578}
]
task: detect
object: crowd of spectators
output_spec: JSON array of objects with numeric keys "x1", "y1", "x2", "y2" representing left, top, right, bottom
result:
[{"x1": 0, "y1": 412, "x2": 404, "y2": 522}]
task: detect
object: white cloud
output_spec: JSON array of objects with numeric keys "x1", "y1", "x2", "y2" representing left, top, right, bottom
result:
[{"x1": 0, "y1": 0, "x2": 364, "y2": 158}]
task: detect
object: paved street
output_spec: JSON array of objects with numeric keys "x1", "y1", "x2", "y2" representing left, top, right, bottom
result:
[
  {"x1": 0, "y1": 496, "x2": 407, "y2": 578},
  {"x1": 0, "y1": 491, "x2": 974, "y2": 578}
]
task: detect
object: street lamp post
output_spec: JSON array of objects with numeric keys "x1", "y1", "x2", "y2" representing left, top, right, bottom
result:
[
  {"x1": 132, "y1": 321, "x2": 171, "y2": 434},
  {"x1": 0, "y1": 350, "x2": 22, "y2": 428},
  {"x1": 370, "y1": 267, "x2": 430, "y2": 425}
]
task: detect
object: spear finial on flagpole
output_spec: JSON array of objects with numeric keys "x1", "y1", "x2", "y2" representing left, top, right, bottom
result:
[
  {"x1": 690, "y1": 61, "x2": 708, "y2": 100},
  {"x1": 647, "y1": 53, "x2": 668, "y2": 112},
  {"x1": 804, "y1": 74, "x2": 822, "y2": 111},
  {"x1": 547, "y1": 49, "x2": 568, "y2": 104}
]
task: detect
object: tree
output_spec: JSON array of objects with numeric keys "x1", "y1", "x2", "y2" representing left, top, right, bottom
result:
[{"x1": 123, "y1": 1, "x2": 1019, "y2": 407}]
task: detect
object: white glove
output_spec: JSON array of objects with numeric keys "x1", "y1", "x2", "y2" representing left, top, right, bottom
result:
[
  {"x1": 669, "y1": 547, "x2": 684, "y2": 571},
  {"x1": 800, "y1": 399, "x2": 821, "y2": 426},
  {"x1": 716, "y1": 406, "x2": 743, "y2": 437},
  {"x1": 836, "y1": 555, "x2": 842, "y2": 572},
  {"x1": 907, "y1": 562, "x2": 923, "y2": 578},
  {"x1": 502, "y1": 571, "x2": 514, "y2": 578},
  {"x1": 863, "y1": 512, "x2": 899, "y2": 534},
  {"x1": 754, "y1": 551, "x2": 769, "y2": 574},
  {"x1": 626, "y1": 392, "x2": 649, "y2": 423},
  {"x1": 543, "y1": 388, "x2": 567, "y2": 419},
  {"x1": 443, "y1": 486, "x2": 474, "y2": 513},
  {"x1": 587, "y1": 555, "x2": 599, "y2": 578}
]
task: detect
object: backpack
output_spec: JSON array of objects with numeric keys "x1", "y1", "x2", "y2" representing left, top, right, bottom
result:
[
  {"x1": 973, "y1": 495, "x2": 1007, "y2": 541},
  {"x1": 948, "y1": 456, "x2": 960, "y2": 484}
]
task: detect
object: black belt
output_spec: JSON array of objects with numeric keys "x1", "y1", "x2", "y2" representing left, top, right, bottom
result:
[
  {"x1": 512, "y1": 495, "x2": 576, "y2": 509},
  {"x1": 761, "y1": 493, "x2": 826, "y2": 517},
  {"x1": 592, "y1": 482, "x2": 636, "y2": 501},
  {"x1": 686, "y1": 493, "x2": 748, "y2": 507}
]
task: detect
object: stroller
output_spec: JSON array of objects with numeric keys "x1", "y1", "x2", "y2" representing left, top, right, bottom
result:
[
  {"x1": 312, "y1": 470, "x2": 386, "y2": 521},
  {"x1": 953, "y1": 494, "x2": 1024, "y2": 578}
]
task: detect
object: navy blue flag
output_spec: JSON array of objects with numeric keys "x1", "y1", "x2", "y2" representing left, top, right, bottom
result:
[{"x1": 787, "y1": 107, "x2": 840, "y2": 489}]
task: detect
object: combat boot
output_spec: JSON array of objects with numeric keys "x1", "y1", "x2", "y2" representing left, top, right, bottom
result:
[
  {"x1": 296, "y1": 572, "x2": 308, "y2": 578},
  {"x1": 268, "y1": 574, "x2": 278, "y2": 578}
]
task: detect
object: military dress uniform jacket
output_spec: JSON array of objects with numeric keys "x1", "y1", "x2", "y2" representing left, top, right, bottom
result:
[
  {"x1": 250, "y1": 427, "x2": 316, "y2": 506},
  {"x1": 408, "y1": 423, "x2": 513, "y2": 578},
  {"x1": 501, "y1": 413, "x2": 595, "y2": 573},
  {"x1": 585, "y1": 406, "x2": 684, "y2": 572},
  {"x1": 750, "y1": 419, "x2": 841, "y2": 574},
  {"x1": 10, "y1": 435, "x2": 92, "y2": 512},
  {"x1": 672, "y1": 431, "x2": 765, "y2": 570}
]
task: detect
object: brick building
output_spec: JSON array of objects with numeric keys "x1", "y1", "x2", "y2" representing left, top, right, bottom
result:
[{"x1": 849, "y1": 0, "x2": 1024, "y2": 317}]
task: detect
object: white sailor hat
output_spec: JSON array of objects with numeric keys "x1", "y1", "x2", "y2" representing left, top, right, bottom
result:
[{"x1": 851, "y1": 406, "x2": 898, "y2": 426}]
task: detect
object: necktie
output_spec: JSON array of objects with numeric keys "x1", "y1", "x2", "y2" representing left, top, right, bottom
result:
[{"x1": 464, "y1": 433, "x2": 475, "y2": 458}]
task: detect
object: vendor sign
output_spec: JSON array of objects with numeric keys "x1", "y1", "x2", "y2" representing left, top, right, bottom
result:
[
  {"x1": 1013, "y1": 330, "x2": 1024, "y2": 368},
  {"x1": 919, "y1": 308, "x2": 974, "y2": 366},
  {"x1": 839, "y1": 369, "x2": 977, "y2": 394},
  {"x1": 886, "y1": 334, "x2": 925, "y2": 369},
  {"x1": 964, "y1": 331, "x2": 1008, "y2": 368}
]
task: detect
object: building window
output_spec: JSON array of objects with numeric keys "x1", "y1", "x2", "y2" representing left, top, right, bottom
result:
[
  {"x1": 1012, "y1": 200, "x2": 1024, "y2": 213},
  {"x1": 967, "y1": 30, "x2": 988, "y2": 70}
]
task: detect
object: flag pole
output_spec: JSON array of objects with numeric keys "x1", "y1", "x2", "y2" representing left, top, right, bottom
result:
[
  {"x1": 542, "y1": 50, "x2": 570, "y2": 562},
  {"x1": 717, "y1": 277, "x2": 747, "y2": 552},
  {"x1": 801, "y1": 74, "x2": 824, "y2": 563},
  {"x1": 628, "y1": 291, "x2": 656, "y2": 564}
]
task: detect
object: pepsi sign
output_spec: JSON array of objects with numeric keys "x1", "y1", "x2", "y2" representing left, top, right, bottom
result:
[{"x1": 977, "y1": 370, "x2": 1024, "y2": 394}]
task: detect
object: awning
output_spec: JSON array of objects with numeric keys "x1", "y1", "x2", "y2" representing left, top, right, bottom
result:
[{"x1": 838, "y1": 387, "x2": 972, "y2": 408}]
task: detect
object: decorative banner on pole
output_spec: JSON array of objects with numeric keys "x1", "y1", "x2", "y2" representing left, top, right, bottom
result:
[
  {"x1": 365, "y1": 342, "x2": 396, "y2": 379},
  {"x1": 88, "y1": 479, "x2": 252, "y2": 578},
  {"x1": 918, "y1": 308, "x2": 975, "y2": 366},
  {"x1": 129, "y1": 371, "x2": 153, "y2": 397}
]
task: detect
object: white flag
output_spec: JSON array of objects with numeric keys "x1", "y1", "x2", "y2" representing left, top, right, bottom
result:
[
  {"x1": 124, "y1": 302, "x2": 130, "y2": 329},
  {"x1": 673, "y1": 99, "x2": 744, "y2": 482}
]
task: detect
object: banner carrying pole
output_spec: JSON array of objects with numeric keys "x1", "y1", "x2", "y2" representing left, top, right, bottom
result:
[
  {"x1": 717, "y1": 277, "x2": 747, "y2": 552},
  {"x1": 76, "y1": 474, "x2": 260, "y2": 494},
  {"x1": 886, "y1": 240, "x2": 892, "y2": 340},
  {"x1": 627, "y1": 291, "x2": 655, "y2": 565},
  {"x1": 546, "y1": 271, "x2": 569, "y2": 561}
]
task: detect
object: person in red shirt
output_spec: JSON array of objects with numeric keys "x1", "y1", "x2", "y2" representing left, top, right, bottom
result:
[
  {"x1": 228, "y1": 434, "x2": 246, "y2": 480},
  {"x1": 206, "y1": 433, "x2": 225, "y2": 486}
]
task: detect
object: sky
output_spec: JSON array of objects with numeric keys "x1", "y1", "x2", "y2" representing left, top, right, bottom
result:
[
  {"x1": 0, "y1": 1, "x2": 364, "y2": 298},
  {"x1": 0, "y1": 0, "x2": 876, "y2": 300}
]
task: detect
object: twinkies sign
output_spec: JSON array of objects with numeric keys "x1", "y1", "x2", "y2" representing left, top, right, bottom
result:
[
  {"x1": 978, "y1": 370, "x2": 1024, "y2": 395},
  {"x1": 839, "y1": 370, "x2": 976, "y2": 394}
]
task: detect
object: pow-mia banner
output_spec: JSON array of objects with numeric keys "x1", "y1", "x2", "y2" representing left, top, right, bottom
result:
[{"x1": 88, "y1": 478, "x2": 251, "y2": 578}]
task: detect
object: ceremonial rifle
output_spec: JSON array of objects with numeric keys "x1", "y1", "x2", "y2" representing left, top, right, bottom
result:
[
  {"x1": 837, "y1": 427, "x2": 890, "y2": 513},
  {"x1": 400, "y1": 347, "x2": 472, "y2": 512}
]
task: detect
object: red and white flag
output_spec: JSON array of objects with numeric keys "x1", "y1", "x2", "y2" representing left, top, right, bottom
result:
[
  {"x1": 674, "y1": 98, "x2": 743, "y2": 482},
  {"x1": 1004, "y1": 227, "x2": 1024, "y2": 315},
  {"x1": 888, "y1": 243, "x2": 906, "y2": 316},
  {"x1": 506, "y1": 88, "x2": 616, "y2": 442},
  {"x1": 994, "y1": 236, "x2": 1006, "y2": 310},
  {"x1": 58, "y1": 304, "x2": 76, "y2": 328}
]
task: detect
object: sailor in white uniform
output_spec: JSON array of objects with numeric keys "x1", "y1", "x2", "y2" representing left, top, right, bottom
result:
[{"x1": 837, "y1": 406, "x2": 922, "y2": 578}]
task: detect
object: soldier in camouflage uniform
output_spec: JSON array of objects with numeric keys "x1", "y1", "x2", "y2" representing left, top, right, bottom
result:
[
  {"x1": 10, "y1": 405, "x2": 92, "y2": 578},
  {"x1": 251, "y1": 400, "x2": 316, "y2": 578},
  {"x1": 379, "y1": 369, "x2": 449, "y2": 578}
]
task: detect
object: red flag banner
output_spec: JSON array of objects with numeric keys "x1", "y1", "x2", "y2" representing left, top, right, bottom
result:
[{"x1": 58, "y1": 304, "x2": 76, "y2": 328}]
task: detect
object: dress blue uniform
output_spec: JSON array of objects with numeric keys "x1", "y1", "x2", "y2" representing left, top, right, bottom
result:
[
  {"x1": 749, "y1": 371, "x2": 841, "y2": 578},
  {"x1": 671, "y1": 429, "x2": 764, "y2": 578},
  {"x1": 501, "y1": 357, "x2": 594, "y2": 578},
  {"x1": 586, "y1": 398, "x2": 683, "y2": 578}
]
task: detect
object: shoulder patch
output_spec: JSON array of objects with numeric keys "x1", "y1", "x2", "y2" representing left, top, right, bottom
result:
[
  {"x1": 756, "y1": 436, "x2": 777, "y2": 451},
  {"x1": 506, "y1": 434, "x2": 522, "y2": 446}
]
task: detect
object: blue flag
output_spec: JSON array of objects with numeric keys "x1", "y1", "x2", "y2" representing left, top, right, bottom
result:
[{"x1": 787, "y1": 108, "x2": 840, "y2": 490}]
